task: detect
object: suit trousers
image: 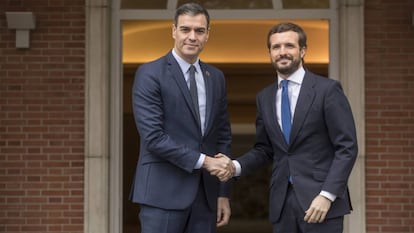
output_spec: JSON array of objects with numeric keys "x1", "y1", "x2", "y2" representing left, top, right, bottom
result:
[
  {"x1": 272, "y1": 185, "x2": 344, "y2": 233},
  {"x1": 139, "y1": 180, "x2": 216, "y2": 233}
]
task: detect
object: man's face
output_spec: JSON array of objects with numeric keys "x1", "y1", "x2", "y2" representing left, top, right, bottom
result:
[
  {"x1": 172, "y1": 14, "x2": 209, "y2": 64},
  {"x1": 268, "y1": 31, "x2": 306, "y2": 78}
]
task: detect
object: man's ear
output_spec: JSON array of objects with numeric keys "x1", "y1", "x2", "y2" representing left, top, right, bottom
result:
[
  {"x1": 300, "y1": 47, "x2": 307, "y2": 59},
  {"x1": 172, "y1": 24, "x2": 176, "y2": 39}
]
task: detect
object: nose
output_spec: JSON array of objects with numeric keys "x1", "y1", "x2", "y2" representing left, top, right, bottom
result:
[
  {"x1": 279, "y1": 45, "x2": 287, "y2": 55},
  {"x1": 188, "y1": 30, "x2": 196, "y2": 40}
]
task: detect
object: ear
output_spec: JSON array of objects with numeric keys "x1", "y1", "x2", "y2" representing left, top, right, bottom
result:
[
  {"x1": 300, "y1": 47, "x2": 306, "y2": 59},
  {"x1": 205, "y1": 31, "x2": 209, "y2": 42},
  {"x1": 172, "y1": 24, "x2": 176, "y2": 39}
]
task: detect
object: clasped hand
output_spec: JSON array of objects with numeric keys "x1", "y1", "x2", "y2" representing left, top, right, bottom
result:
[{"x1": 203, "y1": 153, "x2": 235, "y2": 182}]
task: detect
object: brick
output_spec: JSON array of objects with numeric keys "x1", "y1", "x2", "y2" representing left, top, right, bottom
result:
[
  {"x1": 1, "y1": 0, "x2": 85, "y2": 232},
  {"x1": 366, "y1": 1, "x2": 414, "y2": 233}
]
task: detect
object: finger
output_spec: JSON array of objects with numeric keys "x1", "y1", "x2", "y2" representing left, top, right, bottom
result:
[
  {"x1": 218, "y1": 173, "x2": 229, "y2": 182},
  {"x1": 216, "y1": 207, "x2": 222, "y2": 224},
  {"x1": 304, "y1": 210, "x2": 311, "y2": 222},
  {"x1": 222, "y1": 170, "x2": 232, "y2": 181},
  {"x1": 215, "y1": 168, "x2": 227, "y2": 176},
  {"x1": 216, "y1": 211, "x2": 230, "y2": 227},
  {"x1": 219, "y1": 176, "x2": 229, "y2": 182},
  {"x1": 215, "y1": 153, "x2": 226, "y2": 158},
  {"x1": 311, "y1": 212, "x2": 320, "y2": 223},
  {"x1": 229, "y1": 163, "x2": 235, "y2": 175},
  {"x1": 304, "y1": 208, "x2": 316, "y2": 223},
  {"x1": 318, "y1": 211, "x2": 327, "y2": 223},
  {"x1": 210, "y1": 170, "x2": 219, "y2": 176},
  {"x1": 216, "y1": 215, "x2": 229, "y2": 227}
]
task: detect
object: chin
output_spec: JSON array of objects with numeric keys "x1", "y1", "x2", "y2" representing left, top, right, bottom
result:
[
  {"x1": 184, "y1": 50, "x2": 200, "y2": 57},
  {"x1": 277, "y1": 65, "x2": 290, "y2": 71}
]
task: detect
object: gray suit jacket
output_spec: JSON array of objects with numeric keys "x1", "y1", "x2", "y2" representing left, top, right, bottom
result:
[
  {"x1": 237, "y1": 71, "x2": 358, "y2": 223},
  {"x1": 130, "y1": 51, "x2": 232, "y2": 210}
]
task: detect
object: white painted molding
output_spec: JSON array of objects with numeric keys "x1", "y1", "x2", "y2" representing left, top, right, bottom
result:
[
  {"x1": 97, "y1": 1, "x2": 367, "y2": 233},
  {"x1": 339, "y1": 1, "x2": 366, "y2": 233},
  {"x1": 109, "y1": 3, "x2": 124, "y2": 233},
  {"x1": 84, "y1": 0, "x2": 110, "y2": 232}
]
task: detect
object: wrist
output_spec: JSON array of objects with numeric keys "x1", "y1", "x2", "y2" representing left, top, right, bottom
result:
[
  {"x1": 202, "y1": 156, "x2": 211, "y2": 168},
  {"x1": 319, "y1": 190, "x2": 336, "y2": 202}
]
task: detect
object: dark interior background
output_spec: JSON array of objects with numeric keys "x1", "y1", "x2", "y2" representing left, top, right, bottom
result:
[{"x1": 122, "y1": 63, "x2": 328, "y2": 233}]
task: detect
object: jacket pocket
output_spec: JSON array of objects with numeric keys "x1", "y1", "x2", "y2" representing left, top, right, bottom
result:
[{"x1": 313, "y1": 169, "x2": 328, "y2": 181}]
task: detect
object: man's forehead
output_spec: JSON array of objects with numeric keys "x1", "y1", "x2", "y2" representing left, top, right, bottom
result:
[
  {"x1": 270, "y1": 31, "x2": 299, "y2": 41},
  {"x1": 176, "y1": 14, "x2": 208, "y2": 28},
  {"x1": 177, "y1": 24, "x2": 208, "y2": 30},
  {"x1": 272, "y1": 31, "x2": 298, "y2": 37}
]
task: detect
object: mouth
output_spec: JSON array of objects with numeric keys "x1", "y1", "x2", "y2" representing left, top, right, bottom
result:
[
  {"x1": 185, "y1": 43, "x2": 198, "y2": 48},
  {"x1": 277, "y1": 58, "x2": 291, "y2": 65}
]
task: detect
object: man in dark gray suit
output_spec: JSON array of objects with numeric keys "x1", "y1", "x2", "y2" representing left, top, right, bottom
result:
[
  {"x1": 130, "y1": 3, "x2": 234, "y2": 233},
  {"x1": 230, "y1": 22, "x2": 358, "y2": 233}
]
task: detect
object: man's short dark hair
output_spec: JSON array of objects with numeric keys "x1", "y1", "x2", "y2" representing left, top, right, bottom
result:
[
  {"x1": 266, "y1": 22, "x2": 307, "y2": 50},
  {"x1": 174, "y1": 2, "x2": 210, "y2": 29}
]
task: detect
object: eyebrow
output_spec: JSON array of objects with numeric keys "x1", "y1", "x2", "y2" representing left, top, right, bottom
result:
[{"x1": 178, "y1": 25, "x2": 207, "y2": 30}]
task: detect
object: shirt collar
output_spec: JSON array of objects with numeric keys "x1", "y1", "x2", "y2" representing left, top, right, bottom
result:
[
  {"x1": 277, "y1": 66, "x2": 305, "y2": 87},
  {"x1": 172, "y1": 49, "x2": 201, "y2": 74}
]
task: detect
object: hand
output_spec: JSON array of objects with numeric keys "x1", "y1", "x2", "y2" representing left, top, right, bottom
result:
[
  {"x1": 203, "y1": 153, "x2": 235, "y2": 182},
  {"x1": 304, "y1": 195, "x2": 331, "y2": 223},
  {"x1": 216, "y1": 197, "x2": 231, "y2": 227},
  {"x1": 213, "y1": 153, "x2": 235, "y2": 181},
  {"x1": 214, "y1": 153, "x2": 236, "y2": 180}
]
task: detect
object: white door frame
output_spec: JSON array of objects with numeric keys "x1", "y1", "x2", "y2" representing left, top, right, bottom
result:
[{"x1": 84, "y1": 0, "x2": 365, "y2": 232}]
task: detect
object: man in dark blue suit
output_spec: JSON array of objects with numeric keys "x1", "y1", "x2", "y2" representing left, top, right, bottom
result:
[
  {"x1": 130, "y1": 3, "x2": 234, "y2": 233},
  {"x1": 231, "y1": 22, "x2": 358, "y2": 233}
]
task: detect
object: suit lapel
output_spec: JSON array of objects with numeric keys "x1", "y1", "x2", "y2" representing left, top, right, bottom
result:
[
  {"x1": 200, "y1": 62, "x2": 213, "y2": 133},
  {"x1": 269, "y1": 84, "x2": 282, "y2": 137},
  {"x1": 263, "y1": 83, "x2": 288, "y2": 148},
  {"x1": 290, "y1": 72, "x2": 316, "y2": 145},
  {"x1": 166, "y1": 52, "x2": 201, "y2": 127}
]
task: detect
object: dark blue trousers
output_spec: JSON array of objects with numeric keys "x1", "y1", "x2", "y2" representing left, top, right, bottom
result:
[
  {"x1": 139, "y1": 182, "x2": 216, "y2": 233},
  {"x1": 272, "y1": 185, "x2": 344, "y2": 233}
]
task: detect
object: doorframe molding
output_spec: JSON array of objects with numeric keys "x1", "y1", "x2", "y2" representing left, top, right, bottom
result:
[{"x1": 83, "y1": 0, "x2": 366, "y2": 232}]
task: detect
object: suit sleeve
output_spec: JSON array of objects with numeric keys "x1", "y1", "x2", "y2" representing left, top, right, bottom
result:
[
  {"x1": 132, "y1": 64, "x2": 200, "y2": 173},
  {"x1": 237, "y1": 95, "x2": 274, "y2": 176},
  {"x1": 322, "y1": 81, "x2": 358, "y2": 196}
]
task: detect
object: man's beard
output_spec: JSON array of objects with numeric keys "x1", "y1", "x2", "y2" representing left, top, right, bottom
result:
[{"x1": 272, "y1": 55, "x2": 301, "y2": 76}]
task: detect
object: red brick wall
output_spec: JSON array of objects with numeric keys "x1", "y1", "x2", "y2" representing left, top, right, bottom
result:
[
  {"x1": 365, "y1": 0, "x2": 414, "y2": 232},
  {"x1": 0, "y1": 0, "x2": 85, "y2": 232},
  {"x1": 1, "y1": 0, "x2": 414, "y2": 232}
]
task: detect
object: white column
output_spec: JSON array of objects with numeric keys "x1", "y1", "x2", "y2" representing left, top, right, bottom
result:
[
  {"x1": 84, "y1": 0, "x2": 110, "y2": 232},
  {"x1": 339, "y1": 1, "x2": 366, "y2": 233}
]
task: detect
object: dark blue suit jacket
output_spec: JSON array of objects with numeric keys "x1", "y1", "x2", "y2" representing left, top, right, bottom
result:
[
  {"x1": 130, "y1": 51, "x2": 232, "y2": 211},
  {"x1": 237, "y1": 71, "x2": 358, "y2": 223}
]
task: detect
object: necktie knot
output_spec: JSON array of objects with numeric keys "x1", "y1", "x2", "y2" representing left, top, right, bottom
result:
[
  {"x1": 189, "y1": 65, "x2": 196, "y2": 75},
  {"x1": 281, "y1": 79, "x2": 289, "y2": 89}
]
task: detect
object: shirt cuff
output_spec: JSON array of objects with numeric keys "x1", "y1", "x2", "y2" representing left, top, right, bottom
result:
[
  {"x1": 320, "y1": 190, "x2": 336, "y2": 202},
  {"x1": 194, "y1": 153, "x2": 205, "y2": 169},
  {"x1": 232, "y1": 160, "x2": 241, "y2": 177}
]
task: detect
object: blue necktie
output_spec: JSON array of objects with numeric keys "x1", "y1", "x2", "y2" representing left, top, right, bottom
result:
[{"x1": 281, "y1": 80, "x2": 291, "y2": 143}]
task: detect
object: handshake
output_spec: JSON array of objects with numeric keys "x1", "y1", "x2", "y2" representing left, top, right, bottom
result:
[{"x1": 203, "y1": 153, "x2": 235, "y2": 182}]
